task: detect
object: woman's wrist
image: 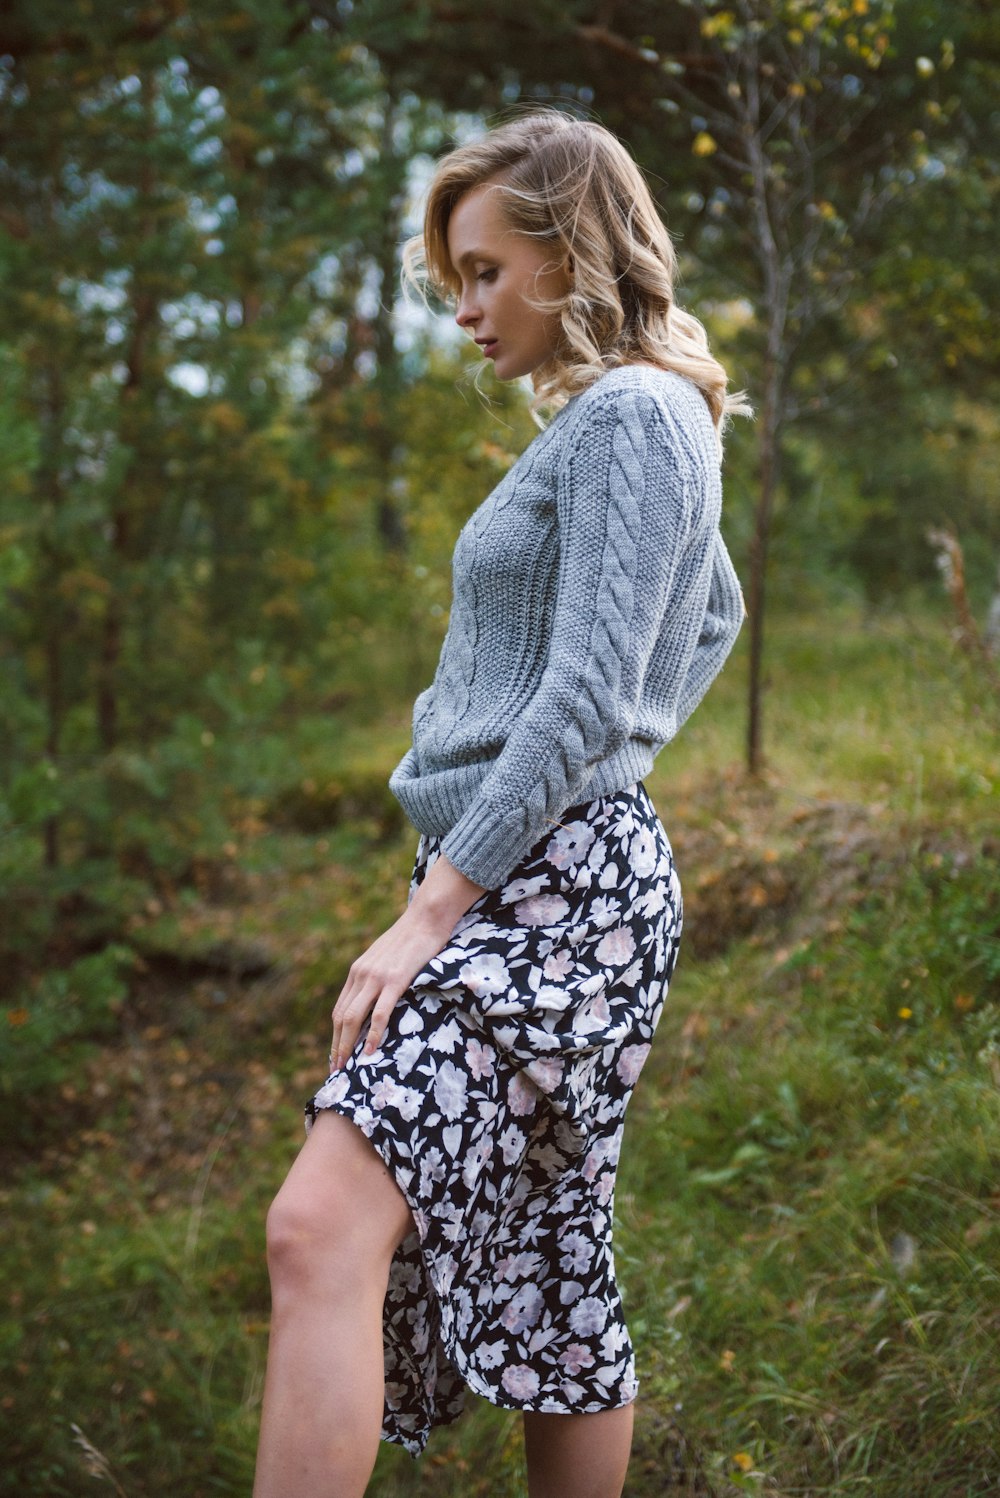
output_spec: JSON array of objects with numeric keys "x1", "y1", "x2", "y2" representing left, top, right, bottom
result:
[{"x1": 407, "y1": 851, "x2": 487, "y2": 934}]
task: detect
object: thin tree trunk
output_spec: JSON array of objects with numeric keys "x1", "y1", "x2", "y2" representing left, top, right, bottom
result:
[
  {"x1": 371, "y1": 92, "x2": 407, "y2": 555},
  {"x1": 746, "y1": 350, "x2": 783, "y2": 777},
  {"x1": 43, "y1": 615, "x2": 62, "y2": 871},
  {"x1": 38, "y1": 364, "x2": 65, "y2": 869},
  {"x1": 98, "y1": 73, "x2": 157, "y2": 753}
]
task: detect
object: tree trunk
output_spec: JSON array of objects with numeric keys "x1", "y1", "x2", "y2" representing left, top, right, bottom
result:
[
  {"x1": 746, "y1": 349, "x2": 783, "y2": 778},
  {"x1": 38, "y1": 363, "x2": 65, "y2": 870},
  {"x1": 371, "y1": 92, "x2": 407, "y2": 555},
  {"x1": 98, "y1": 73, "x2": 157, "y2": 753}
]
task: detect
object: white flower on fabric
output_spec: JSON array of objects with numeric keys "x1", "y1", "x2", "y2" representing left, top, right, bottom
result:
[
  {"x1": 370, "y1": 1078, "x2": 400, "y2": 1110},
  {"x1": 559, "y1": 1279, "x2": 584, "y2": 1305},
  {"x1": 542, "y1": 948, "x2": 574, "y2": 980},
  {"x1": 514, "y1": 892, "x2": 570, "y2": 927},
  {"x1": 499, "y1": 1123, "x2": 526, "y2": 1164},
  {"x1": 394, "y1": 1035, "x2": 424, "y2": 1078},
  {"x1": 465, "y1": 1037, "x2": 495, "y2": 1080},
  {"x1": 502, "y1": 1364, "x2": 541, "y2": 1400},
  {"x1": 639, "y1": 882, "x2": 668, "y2": 917},
  {"x1": 433, "y1": 1060, "x2": 468, "y2": 1120},
  {"x1": 441, "y1": 1205, "x2": 466, "y2": 1243},
  {"x1": 456, "y1": 917, "x2": 498, "y2": 942},
  {"x1": 600, "y1": 1322, "x2": 629, "y2": 1360},
  {"x1": 428, "y1": 1017, "x2": 463, "y2": 1053},
  {"x1": 500, "y1": 873, "x2": 548, "y2": 905},
  {"x1": 476, "y1": 1339, "x2": 507, "y2": 1370},
  {"x1": 559, "y1": 1231, "x2": 595, "y2": 1274},
  {"x1": 598, "y1": 861, "x2": 621, "y2": 890},
  {"x1": 596, "y1": 1170, "x2": 616, "y2": 1206},
  {"x1": 528, "y1": 1057, "x2": 564, "y2": 1095},
  {"x1": 630, "y1": 825, "x2": 659, "y2": 877},
  {"x1": 534, "y1": 984, "x2": 571, "y2": 1013},
  {"x1": 507, "y1": 1071, "x2": 538, "y2": 1117},
  {"x1": 590, "y1": 895, "x2": 621, "y2": 929},
  {"x1": 396, "y1": 1087, "x2": 422, "y2": 1121},
  {"x1": 495, "y1": 1250, "x2": 544, "y2": 1282},
  {"x1": 560, "y1": 1342, "x2": 596, "y2": 1374},
  {"x1": 312, "y1": 1072, "x2": 350, "y2": 1109},
  {"x1": 613, "y1": 807, "x2": 637, "y2": 840},
  {"x1": 616, "y1": 1042, "x2": 651, "y2": 1086},
  {"x1": 462, "y1": 1138, "x2": 493, "y2": 1189},
  {"x1": 587, "y1": 836, "x2": 608, "y2": 872},
  {"x1": 459, "y1": 952, "x2": 511, "y2": 997},
  {"x1": 569, "y1": 1296, "x2": 608, "y2": 1337},
  {"x1": 595, "y1": 925, "x2": 636, "y2": 966},
  {"x1": 620, "y1": 959, "x2": 643, "y2": 988},
  {"x1": 582, "y1": 1147, "x2": 605, "y2": 1183},
  {"x1": 500, "y1": 1283, "x2": 544, "y2": 1334},
  {"x1": 419, "y1": 1147, "x2": 446, "y2": 1190},
  {"x1": 384, "y1": 1380, "x2": 408, "y2": 1410},
  {"x1": 545, "y1": 819, "x2": 597, "y2": 869}
]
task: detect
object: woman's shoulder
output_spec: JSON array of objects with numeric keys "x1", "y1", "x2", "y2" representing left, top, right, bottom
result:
[{"x1": 560, "y1": 364, "x2": 717, "y2": 461}]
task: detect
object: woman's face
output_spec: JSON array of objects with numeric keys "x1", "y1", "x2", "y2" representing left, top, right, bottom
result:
[{"x1": 447, "y1": 184, "x2": 569, "y2": 381}]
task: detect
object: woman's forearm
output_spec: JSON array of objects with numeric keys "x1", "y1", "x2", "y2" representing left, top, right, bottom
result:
[{"x1": 407, "y1": 850, "x2": 488, "y2": 935}]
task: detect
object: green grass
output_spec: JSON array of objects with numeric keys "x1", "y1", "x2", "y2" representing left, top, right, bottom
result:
[{"x1": 2, "y1": 605, "x2": 998, "y2": 1495}]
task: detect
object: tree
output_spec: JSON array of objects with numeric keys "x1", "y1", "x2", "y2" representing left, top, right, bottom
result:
[{"x1": 344, "y1": 0, "x2": 996, "y2": 772}]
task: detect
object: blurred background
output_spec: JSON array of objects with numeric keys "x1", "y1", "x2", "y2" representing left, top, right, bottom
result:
[{"x1": 2, "y1": 3, "x2": 998, "y2": 1495}]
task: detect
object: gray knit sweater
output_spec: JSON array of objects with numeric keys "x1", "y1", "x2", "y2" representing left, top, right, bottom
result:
[{"x1": 389, "y1": 365, "x2": 745, "y2": 890}]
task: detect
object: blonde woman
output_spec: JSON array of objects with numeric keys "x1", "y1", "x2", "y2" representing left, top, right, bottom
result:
[{"x1": 253, "y1": 112, "x2": 747, "y2": 1498}]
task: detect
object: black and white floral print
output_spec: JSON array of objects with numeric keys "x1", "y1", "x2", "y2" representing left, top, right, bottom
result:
[{"x1": 305, "y1": 780, "x2": 682, "y2": 1456}]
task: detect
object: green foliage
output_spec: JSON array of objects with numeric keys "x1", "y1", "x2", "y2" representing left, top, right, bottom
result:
[
  {"x1": 1, "y1": 945, "x2": 136, "y2": 1139},
  {"x1": 0, "y1": 612, "x2": 998, "y2": 1496}
]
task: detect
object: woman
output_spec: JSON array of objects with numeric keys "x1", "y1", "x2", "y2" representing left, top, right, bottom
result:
[{"x1": 253, "y1": 112, "x2": 747, "y2": 1498}]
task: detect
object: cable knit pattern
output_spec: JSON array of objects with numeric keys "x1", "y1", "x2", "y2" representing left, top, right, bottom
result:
[{"x1": 389, "y1": 366, "x2": 745, "y2": 889}]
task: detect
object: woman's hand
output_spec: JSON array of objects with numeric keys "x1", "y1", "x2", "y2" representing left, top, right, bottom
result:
[{"x1": 329, "y1": 852, "x2": 487, "y2": 1070}]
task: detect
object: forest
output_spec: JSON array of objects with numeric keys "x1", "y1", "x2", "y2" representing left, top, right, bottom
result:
[{"x1": 2, "y1": 1, "x2": 999, "y2": 1494}]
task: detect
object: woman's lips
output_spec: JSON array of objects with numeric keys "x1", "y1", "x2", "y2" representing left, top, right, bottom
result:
[{"x1": 479, "y1": 340, "x2": 498, "y2": 359}]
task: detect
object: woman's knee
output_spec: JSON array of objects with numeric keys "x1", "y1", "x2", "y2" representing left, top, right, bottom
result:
[{"x1": 264, "y1": 1117, "x2": 412, "y2": 1297}]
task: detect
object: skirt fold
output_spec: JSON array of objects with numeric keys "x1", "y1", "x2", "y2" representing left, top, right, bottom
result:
[{"x1": 306, "y1": 779, "x2": 682, "y2": 1455}]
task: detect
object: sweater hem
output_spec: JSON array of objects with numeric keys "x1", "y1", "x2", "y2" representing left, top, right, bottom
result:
[{"x1": 390, "y1": 738, "x2": 662, "y2": 885}]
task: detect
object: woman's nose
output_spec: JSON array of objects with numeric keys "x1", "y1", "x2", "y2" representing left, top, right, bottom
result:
[{"x1": 455, "y1": 289, "x2": 479, "y2": 329}]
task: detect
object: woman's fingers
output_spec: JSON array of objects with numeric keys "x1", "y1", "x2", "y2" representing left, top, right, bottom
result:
[
  {"x1": 364, "y1": 993, "x2": 400, "y2": 1058},
  {"x1": 330, "y1": 965, "x2": 403, "y2": 1070}
]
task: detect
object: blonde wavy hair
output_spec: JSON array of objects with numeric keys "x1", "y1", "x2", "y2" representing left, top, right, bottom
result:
[{"x1": 403, "y1": 111, "x2": 750, "y2": 435}]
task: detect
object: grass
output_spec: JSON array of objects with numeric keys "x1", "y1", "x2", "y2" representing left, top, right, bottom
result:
[{"x1": 2, "y1": 604, "x2": 998, "y2": 1496}]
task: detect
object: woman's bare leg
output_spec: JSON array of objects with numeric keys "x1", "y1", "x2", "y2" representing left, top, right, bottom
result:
[
  {"x1": 253, "y1": 1109, "x2": 414, "y2": 1498},
  {"x1": 523, "y1": 1404, "x2": 634, "y2": 1498}
]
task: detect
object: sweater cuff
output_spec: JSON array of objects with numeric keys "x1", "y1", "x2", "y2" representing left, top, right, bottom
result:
[{"x1": 438, "y1": 797, "x2": 534, "y2": 891}]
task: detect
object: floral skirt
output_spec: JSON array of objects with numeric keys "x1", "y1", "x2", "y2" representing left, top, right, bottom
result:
[{"x1": 305, "y1": 779, "x2": 682, "y2": 1456}]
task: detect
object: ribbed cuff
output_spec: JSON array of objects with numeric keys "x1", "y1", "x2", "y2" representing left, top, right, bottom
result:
[{"x1": 439, "y1": 798, "x2": 531, "y2": 890}]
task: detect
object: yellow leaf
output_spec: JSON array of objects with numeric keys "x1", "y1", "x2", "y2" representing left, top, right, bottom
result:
[
  {"x1": 692, "y1": 131, "x2": 718, "y2": 157},
  {"x1": 732, "y1": 1451, "x2": 754, "y2": 1472}
]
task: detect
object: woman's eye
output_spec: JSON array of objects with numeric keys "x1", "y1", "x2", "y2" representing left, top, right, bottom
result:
[{"x1": 477, "y1": 267, "x2": 498, "y2": 283}]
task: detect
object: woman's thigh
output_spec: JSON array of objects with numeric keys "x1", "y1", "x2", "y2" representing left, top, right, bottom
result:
[{"x1": 267, "y1": 1110, "x2": 414, "y2": 1276}]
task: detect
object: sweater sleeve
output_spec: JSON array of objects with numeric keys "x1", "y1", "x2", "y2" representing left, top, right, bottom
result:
[
  {"x1": 438, "y1": 389, "x2": 697, "y2": 889},
  {"x1": 674, "y1": 531, "x2": 745, "y2": 731}
]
